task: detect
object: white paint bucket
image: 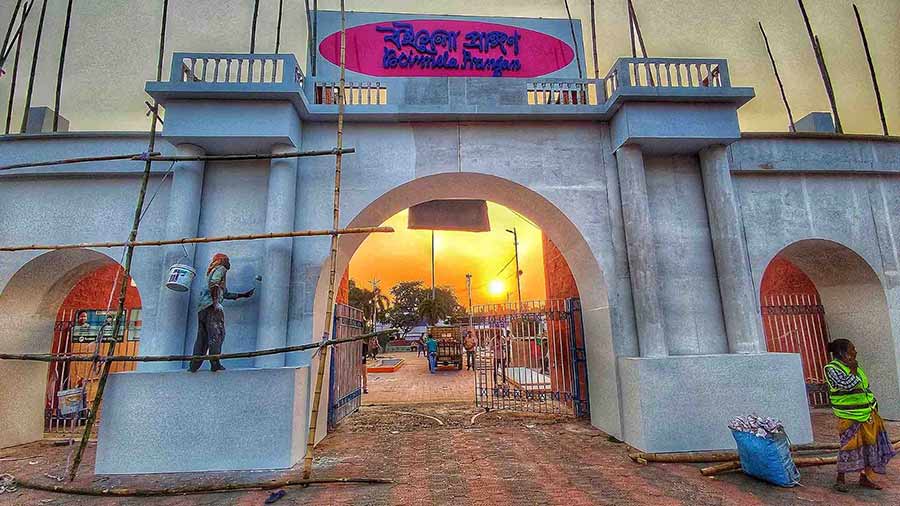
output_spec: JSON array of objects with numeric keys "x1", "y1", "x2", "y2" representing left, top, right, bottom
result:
[{"x1": 165, "y1": 264, "x2": 196, "y2": 292}]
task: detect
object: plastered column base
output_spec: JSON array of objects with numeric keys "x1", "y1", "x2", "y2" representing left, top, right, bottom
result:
[
  {"x1": 618, "y1": 353, "x2": 813, "y2": 452},
  {"x1": 96, "y1": 367, "x2": 309, "y2": 474}
]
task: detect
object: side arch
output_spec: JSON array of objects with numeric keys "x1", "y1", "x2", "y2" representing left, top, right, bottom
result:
[
  {"x1": 309, "y1": 172, "x2": 619, "y2": 435},
  {"x1": 761, "y1": 239, "x2": 900, "y2": 418},
  {"x1": 0, "y1": 249, "x2": 121, "y2": 448}
]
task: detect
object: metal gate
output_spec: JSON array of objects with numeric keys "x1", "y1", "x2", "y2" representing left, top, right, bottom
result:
[
  {"x1": 470, "y1": 298, "x2": 589, "y2": 416},
  {"x1": 328, "y1": 303, "x2": 366, "y2": 430},
  {"x1": 761, "y1": 293, "x2": 830, "y2": 407}
]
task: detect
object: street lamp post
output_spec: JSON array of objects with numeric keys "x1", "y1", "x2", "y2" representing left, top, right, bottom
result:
[{"x1": 505, "y1": 227, "x2": 523, "y2": 308}]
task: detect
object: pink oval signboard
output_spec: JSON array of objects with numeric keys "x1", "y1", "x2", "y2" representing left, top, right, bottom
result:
[{"x1": 319, "y1": 19, "x2": 575, "y2": 78}]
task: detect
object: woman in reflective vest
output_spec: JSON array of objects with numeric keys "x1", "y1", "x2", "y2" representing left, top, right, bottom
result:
[{"x1": 824, "y1": 339, "x2": 895, "y2": 492}]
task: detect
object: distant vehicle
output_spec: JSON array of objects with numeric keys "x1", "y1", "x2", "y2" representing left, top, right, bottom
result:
[{"x1": 428, "y1": 325, "x2": 463, "y2": 370}]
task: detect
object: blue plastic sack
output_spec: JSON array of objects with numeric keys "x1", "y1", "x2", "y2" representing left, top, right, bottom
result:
[{"x1": 731, "y1": 429, "x2": 800, "y2": 487}]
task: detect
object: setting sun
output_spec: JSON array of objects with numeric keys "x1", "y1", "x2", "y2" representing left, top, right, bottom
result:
[{"x1": 488, "y1": 279, "x2": 505, "y2": 297}]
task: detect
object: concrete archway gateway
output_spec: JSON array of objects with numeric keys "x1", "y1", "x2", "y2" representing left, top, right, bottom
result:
[
  {"x1": 0, "y1": 249, "x2": 123, "y2": 448},
  {"x1": 762, "y1": 239, "x2": 899, "y2": 418},
  {"x1": 309, "y1": 172, "x2": 614, "y2": 433}
]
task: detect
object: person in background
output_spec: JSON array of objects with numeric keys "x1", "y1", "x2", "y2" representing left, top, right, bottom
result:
[
  {"x1": 824, "y1": 338, "x2": 895, "y2": 492},
  {"x1": 188, "y1": 254, "x2": 254, "y2": 372},
  {"x1": 417, "y1": 335, "x2": 426, "y2": 357},
  {"x1": 369, "y1": 335, "x2": 381, "y2": 360},
  {"x1": 361, "y1": 338, "x2": 369, "y2": 394},
  {"x1": 463, "y1": 330, "x2": 477, "y2": 371},
  {"x1": 425, "y1": 332, "x2": 439, "y2": 374}
]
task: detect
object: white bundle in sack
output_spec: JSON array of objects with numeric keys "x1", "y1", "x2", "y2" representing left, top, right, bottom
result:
[{"x1": 728, "y1": 414, "x2": 785, "y2": 439}]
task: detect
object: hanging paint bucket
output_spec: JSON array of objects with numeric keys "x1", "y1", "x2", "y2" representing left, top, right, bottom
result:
[{"x1": 165, "y1": 264, "x2": 196, "y2": 292}]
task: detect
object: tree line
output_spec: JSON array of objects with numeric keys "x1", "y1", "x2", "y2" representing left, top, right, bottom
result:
[{"x1": 348, "y1": 279, "x2": 466, "y2": 336}]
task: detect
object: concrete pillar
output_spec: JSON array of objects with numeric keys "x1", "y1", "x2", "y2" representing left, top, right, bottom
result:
[
  {"x1": 615, "y1": 145, "x2": 667, "y2": 357},
  {"x1": 254, "y1": 144, "x2": 299, "y2": 368},
  {"x1": 699, "y1": 145, "x2": 764, "y2": 354},
  {"x1": 140, "y1": 144, "x2": 206, "y2": 372}
]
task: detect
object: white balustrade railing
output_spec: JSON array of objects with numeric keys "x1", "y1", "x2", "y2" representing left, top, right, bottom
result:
[
  {"x1": 172, "y1": 53, "x2": 304, "y2": 87},
  {"x1": 527, "y1": 80, "x2": 602, "y2": 106},
  {"x1": 606, "y1": 58, "x2": 730, "y2": 90},
  {"x1": 314, "y1": 82, "x2": 388, "y2": 105}
]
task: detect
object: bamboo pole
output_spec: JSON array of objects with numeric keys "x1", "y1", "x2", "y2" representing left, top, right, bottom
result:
[
  {"x1": 796, "y1": 0, "x2": 842, "y2": 134},
  {"x1": 627, "y1": 0, "x2": 654, "y2": 86},
  {"x1": 852, "y1": 4, "x2": 888, "y2": 136},
  {"x1": 14, "y1": 476, "x2": 393, "y2": 498},
  {"x1": 275, "y1": 0, "x2": 284, "y2": 54},
  {"x1": 51, "y1": 0, "x2": 74, "y2": 132},
  {"x1": 589, "y1": 0, "x2": 598, "y2": 79},
  {"x1": 700, "y1": 441, "x2": 900, "y2": 476},
  {"x1": 304, "y1": 0, "x2": 313, "y2": 71},
  {"x1": 0, "y1": 0, "x2": 32, "y2": 67},
  {"x1": 0, "y1": 226, "x2": 393, "y2": 253},
  {"x1": 700, "y1": 461, "x2": 741, "y2": 476},
  {"x1": 67, "y1": 0, "x2": 169, "y2": 482},
  {"x1": 0, "y1": 329, "x2": 396, "y2": 363},
  {"x1": 4, "y1": 3, "x2": 27, "y2": 135},
  {"x1": 311, "y1": 0, "x2": 318, "y2": 76},
  {"x1": 250, "y1": 0, "x2": 260, "y2": 54},
  {"x1": 758, "y1": 22, "x2": 796, "y2": 132},
  {"x1": 0, "y1": 152, "x2": 159, "y2": 171},
  {"x1": 0, "y1": 0, "x2": 23, "y2": 59},
  {"x1": 562, "y1": 0, "x2": 582, "y2": 79},
  {"x1": 136, "y1": 147, "x2": 354, "y2": 163},
  {"x1": 19, "y1": 0, "x2": 48, "y2": 133},
  {"x1": 303, "y1": 0, "x2": 346, "y2": 480},
  {"x1": 0, "y1": 148, "x2": 353, "y2": 171}
]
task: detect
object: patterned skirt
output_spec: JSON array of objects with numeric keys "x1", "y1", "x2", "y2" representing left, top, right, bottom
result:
[{"x1": 837, "y1": 412, "x2": 896, "y2": 474}]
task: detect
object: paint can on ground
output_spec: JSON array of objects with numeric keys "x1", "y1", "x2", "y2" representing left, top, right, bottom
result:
[{"x1": 165, "y1": 264, "x2": 196, "y2": 292}]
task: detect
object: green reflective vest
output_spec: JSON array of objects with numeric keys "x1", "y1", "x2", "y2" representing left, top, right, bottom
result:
[{"x1": 824, "y1": 360, "x2": 876, "y2": 422}]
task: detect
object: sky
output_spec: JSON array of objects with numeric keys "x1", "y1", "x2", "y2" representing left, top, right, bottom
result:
[
  {"x1": 348, "y1": 203, "x2": 547, "y2": 307},
  {"x1": 0, "y1": 0, "x2": 898, "y2": 134}
]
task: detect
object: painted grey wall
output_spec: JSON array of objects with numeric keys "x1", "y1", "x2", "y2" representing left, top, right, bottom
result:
[{"x1": 644, "y1": 155, "x2": 728, "y2": 355}]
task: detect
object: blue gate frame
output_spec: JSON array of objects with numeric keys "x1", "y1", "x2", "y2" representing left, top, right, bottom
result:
[{"x1": 327, "y1": 304, "x2": 366, "y2": 430}]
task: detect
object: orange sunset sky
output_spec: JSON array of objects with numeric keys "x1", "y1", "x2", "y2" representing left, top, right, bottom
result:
[{"x1": 348, "y1": 203, "x2": 547, "y2": 306}]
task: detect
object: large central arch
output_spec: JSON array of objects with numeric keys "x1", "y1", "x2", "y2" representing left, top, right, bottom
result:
[{"x1": 310, "y1": 172, "x2": 618, "y2": 434}]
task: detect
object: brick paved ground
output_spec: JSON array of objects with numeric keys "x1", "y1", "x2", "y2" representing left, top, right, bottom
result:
[
  {"x1": 363, "y1": 352, "x2": 475, "y2": 406},
  {"x1": 3, "y1": 405, "x2": 900, "y2": 506}
]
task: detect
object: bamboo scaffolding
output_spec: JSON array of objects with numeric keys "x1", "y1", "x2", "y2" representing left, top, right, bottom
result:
[
  {"x1": 0, "y1": 152, "x2": 160, "y2": 171},
  {"x1": 4, "y1": 3, "x2": 27, "y2": 135},
  {"x1": 66, "y1": 0, "x2": 169, "y2": 482},
  {"x1": 0, "y1": 148, "x2": 353, "y2": 172},
  {"x1": 19, "y1": 0, "x2": 48, "y2": 133},
  {"x1": 796, "y1": 0, "x2": 842, "y2": 134},
  {"x1": 852, "y1": 4, "x2": 888, "y2": 136},
  {"x1": 0, "y1": 226, "x2": 393, "y2": 253},
  {"x1": 563, "y1": 0, "x2": 582, "y2": 79},
  {"x1": 0, "y1": 0, "x2": 32, "y2": 68},
  {"x1": 758, "y1": 22, "x2": 796, "y2": 132},
  {"x1": 589, "y1": 0, "x2": 599, "y2": 79},
  {"x1": 250, "y1": 0, "x2": 260, "y2": 54},
  {"x1": 0, "y1": 329, "x2": 396, "y2": 363},
  {"x1": 275, "y1": 0, "x2": 285, "y2": 54},
  {"x1": 0, "y1": 0, "x2": 23, "y2": 59},
  {"x1": 303, "y1": 0, "x2": 346, "y2": 480},
  {"x1": 52, "y1": 0, "x2": 74, "y2": 132}
]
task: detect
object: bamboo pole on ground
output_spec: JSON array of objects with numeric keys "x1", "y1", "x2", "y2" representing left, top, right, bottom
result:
[
  {"x1": 0, "y1": 329, "x2": 396, "y2": 363},
  {"x1": 66, "y1": 0, "x2": 169, "y2": 482},
  {"x1": 562, "y1": 0, "x2": 582, "y2": 79},
  {"x1": 0, "y1": 226, "x2": 393, "y2": 252},
  {"x1": 14, "y1": 476, "x2": 393, "y2": 498},
  {"x1": 758, "y1": 22, "x2": 796, "y2": 132},
  {"x1": 52, "y1": 0, "x2": 74, "y2": 132},
  {"x1": 19, "y1": 0, "x2": 48, "y2": 132},
  {"x1": 700, "y1": 441, "x2": 900, "y2": 476},
  {"x1": 4, "y1": 3, "x2": 27, "y2": 135},
  {"x1": 852, "y1": 4, "x2": 888, "y2": 136},
  {"x1": 303, "y1": 0, "x2": 346, "y2": 480},
  {"x1": 796, "y1": 0, "x2": 842, "y2": 134}
]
